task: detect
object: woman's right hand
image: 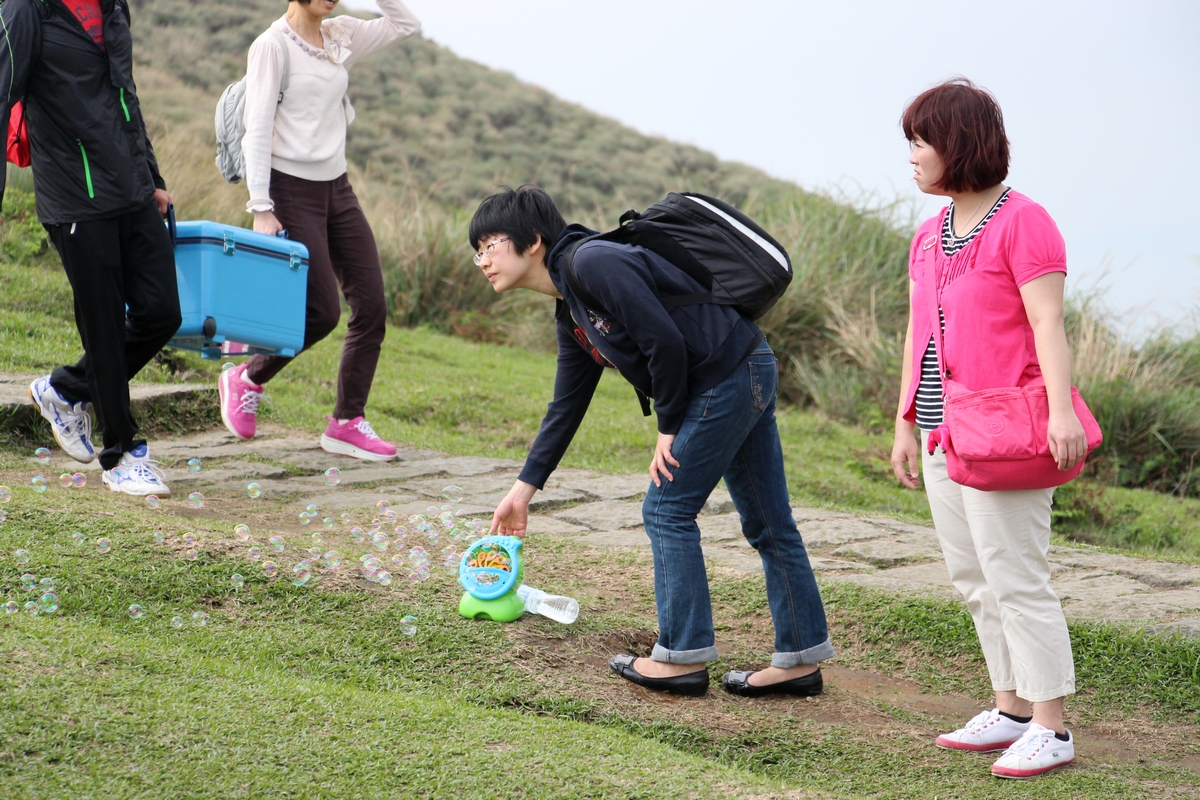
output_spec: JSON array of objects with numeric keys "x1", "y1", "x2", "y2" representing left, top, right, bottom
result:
[
  {"x1": 891, "y1": 426, "x2": 921, "y2": 490},
  {"x1": 253, "y1": 210, "x2": 283, "y2": 236},
  {"x1": 490, "y1": 480, "x2": 537, "y2": 539}
]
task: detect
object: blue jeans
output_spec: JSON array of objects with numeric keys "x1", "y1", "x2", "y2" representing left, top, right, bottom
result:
[{"x1": 643, "y1": 342, "x2": 835, "y2": 667}]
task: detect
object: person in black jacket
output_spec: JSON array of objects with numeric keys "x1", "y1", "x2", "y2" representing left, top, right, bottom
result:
[
  {"x1": 1, "y1": 0, "x2": 180, "y2": 496},
  {"x1": 470, "y1": 186, "x2": 834, "y2": 697}
]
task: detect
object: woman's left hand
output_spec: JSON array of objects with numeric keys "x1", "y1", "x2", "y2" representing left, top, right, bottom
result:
[
  {"x1": 649, "y1": 432, "x2": 680, "y2": 488},
  {"x1": 1047, "y1": 410, "x2": 1088, "y2": 470}
]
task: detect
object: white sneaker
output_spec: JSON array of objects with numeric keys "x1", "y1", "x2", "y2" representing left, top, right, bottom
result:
[
  {"x1": 936, "y1": 709, "x2": 1030, "y2": 752},
  {"x1": 991, "y1": 723, "x2": 1074, "y2": 779},
  {"x1": 102, "y1": 445, "x2": 171, "y2": 497},
  {"x1": 29, "y1": 375, "x2": 95, "y2": 463}
]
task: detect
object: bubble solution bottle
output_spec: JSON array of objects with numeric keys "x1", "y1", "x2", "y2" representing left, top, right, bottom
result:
[{"x1": 517, "y1": 585, "x2": 579, "y2": 624}]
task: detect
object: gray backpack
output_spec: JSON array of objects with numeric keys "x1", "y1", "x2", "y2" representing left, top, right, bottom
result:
[{"x1": 214, "y1": 29, "x2": 291, "y2": 184}]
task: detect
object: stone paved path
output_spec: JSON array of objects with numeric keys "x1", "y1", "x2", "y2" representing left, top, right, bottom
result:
[{"x1": 50, "y1": 426, "x2": 1200, "y2": 637}]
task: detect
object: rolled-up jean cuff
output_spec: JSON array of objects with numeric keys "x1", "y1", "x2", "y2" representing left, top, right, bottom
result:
[
  {"x1": 651, "y1": 643, "x2": 718, "y2": 665},
  {"x1": 770, "y1": 640, "x2": 836, "y2": 669}
]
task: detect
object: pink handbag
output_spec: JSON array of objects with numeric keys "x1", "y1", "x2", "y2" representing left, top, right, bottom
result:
[{"x1": 921, "y1": 242, "x2": 1102, "y2": 491}]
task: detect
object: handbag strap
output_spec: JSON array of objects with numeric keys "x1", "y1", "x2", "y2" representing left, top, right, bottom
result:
[{"x1": 921, "y1": 219, "x2": 950, "y2": 385}]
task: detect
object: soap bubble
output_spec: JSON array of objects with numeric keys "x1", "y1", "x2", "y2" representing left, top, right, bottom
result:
[
  {"x1": 408, "y1": 514, "x2": 426, "y2": 527},
  {"x1": 310, "y1": 532, "x2": 323, "y2": 546},
  {"x1": 262, "y1": 561, "x2": 277, "y2": 577},
  {"x1": 292, "y1": 562, "x2": 312, "y2": 586},
  {"x1": 361, "y1": 556, "x2": 383, "y2": 578},
  {"x1": 128, "y1": 604, "x2": 145, "y2": 620},
  {"x1": 2, "y1": 600, "x2": 17, "y2": 614},
  {"x1": 376, "y1": 500, "x2": 389, "y2": 512},
  {"x1": 269, "y1": 535, "x2": 285, "y2": 552},
  {"x1": 298, "y1": 512, "x2": 312, "y2": 526},
  {"x1": 441, "y1": 485, "x2": 465, "y2": 503},
  {"x1": 14, "y1": 549, "x2": 31, "y2": 565},
  {"x1": 23, "y1": 600, "x2": 39, "y2": 616},
  {"x1": 222, "y1": 362, "x2": 235, "y2": 371},
  {"x1": 384, "y1": 509, "x2": 398, "y2": 522},
  {"x1": 426, "y1": 506, "x2": 440, "y2": 517},
  {"x1": 371, "y1": 518, "x2": 381, "y2": 528},
  {"x1": 185, "y1": 549, "x2": 198, "y2": 560},
  {"x1": 38, "y1": 592, "x2": 58, "y2": 613},
  {"x1": 231, "y1": 573, "x2": 244, "y2": 590},
  {"x1": 393, "y1": 526, "x2": 408, "y2": 542},
  {"x1": 441, "y1": 546, "x2": 457, "y2": 559},
  {"x1": 416, "y1": 566, "x2": 431, "y2": 581},
  {"x1": 152, "y1": 531, "x2": 164, "y2": 543},
  {"x1": 303, "y1": 546, "x2": 319, "y2": 559},
  {"x1": 371, "y1": 532, "x2": 389, "y2": 552},
  {"x1": 341, "y1": 512, "x2": 351, "y2": 523},
  {"x1": 187, "y1": 458, "x2": 202, "y2": 473},
  {"x1": 407, "y1": 572, "x2": 421, "y2": 583},
  {"x1": 322, "y1": 517, "x2": 334, "y2": 529},
  {"x1": 59, "y1": 473, "x2": 73, "y2": 488},
  {"x1": 31, "y1": 476, "x2": 47, "y2": 493},
  {"x1": 323, "y1": 468, "x2": 341, "y2": 486},
  {"x1": 145, "y1": 495, "x2": 160, "y2": 509},
  {"x1": 246, "y1": 482, "x2": 262, "y2": 499},
  {"x1": 71, "y1": 472, "x2": 86, "y2": 488},
  {"x1": 34, "y1": 447, "x2": 51, "y2": 464},
  {"x1": 234, "y1": 524, "x2": 251, "y2": 541},
  {"x1": 20, "y1": 573, "x2": 36, "y2": 590},
  {"x1": 247, "y1": 546, "x2": 262, "y2": 561},
  {"x1": 39, "y1": 577, "x2": 54, "y2": 591},
  {"x1": 170, "y1": 615, "x2": 185, "y2": 628},
  {"x1": 322, "y1": 550, "x2": 341, "y2": 569},
  {"x1": 305, "y1": 503, "x2": 318, "y2": 515},
  {"x1": 0, "y1": 486, "x2": 10, "y2": 502},
  {"x1": 72, "y1": 532, "x2": 86, "y2": 546},
  {"x1": 439, "y1": 512, "x2": 455, "y2": 530},
  {"x1": 350, "y1": 527, "x2": 366, "y2": 543},
  {"x1": 96, "y1": 538, "x2": 111, "y2": 553},
  {"x1": 182, "y1": 533, "x2": 197, "y2": 546},
  {"x1": 187, "y1": 492, "x2": 204, "y2": 509},
  {"x1": 192, "y1": 611, "x2": 209, "y2": 626}
]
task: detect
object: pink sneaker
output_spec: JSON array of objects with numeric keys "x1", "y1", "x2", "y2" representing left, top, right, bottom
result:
[
  {"x1": 320, "y1": 416, "x2": 397, "y2": 462},
  {"x1": 218, "y1": 363, "x2": 266, "y2": 441}
]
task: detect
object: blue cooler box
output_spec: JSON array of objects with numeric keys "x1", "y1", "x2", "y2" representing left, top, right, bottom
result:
[{"x1": 167, "y1": 216, "x2": 309, "y2": 360}]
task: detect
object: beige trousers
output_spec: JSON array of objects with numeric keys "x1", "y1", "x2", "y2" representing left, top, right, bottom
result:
[{"x1": 921, "y1": 432, "x2": 1075, "y2": 703}]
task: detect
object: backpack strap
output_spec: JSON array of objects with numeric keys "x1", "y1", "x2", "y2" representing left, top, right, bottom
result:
[{"x1": 271, "y1": 28, "x2": 291, "y2": 103}]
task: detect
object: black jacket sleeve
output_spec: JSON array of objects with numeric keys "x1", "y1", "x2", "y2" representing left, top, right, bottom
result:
[
  {"x1": 0, "y1": 0, "x2": 41, "y2": 208},
  {"x1": 118, "y1": 1, "x2": 164, "y2": 192},
  {"x1": 572, "y1": 242, "x2": 691, "y2": 434},
  {"x1": 518, "y1": 317, "x2": 605, "y2": 489}
]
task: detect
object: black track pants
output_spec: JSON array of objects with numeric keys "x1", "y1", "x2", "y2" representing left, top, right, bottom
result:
[{"x1": 45, "y1": 200, "x2": 181, "y2": 470}]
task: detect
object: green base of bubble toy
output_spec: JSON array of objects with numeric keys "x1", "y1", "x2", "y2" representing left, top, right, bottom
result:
[
  {"x1": 458, "y1": 590, "x2": 525, "y2": 622},
  {"x1": 457, "y1": 535, "x2": 525, "y2": 623}
]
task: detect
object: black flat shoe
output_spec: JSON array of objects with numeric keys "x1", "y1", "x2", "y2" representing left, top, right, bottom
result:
[
  {"x1": 608, "y1": 654, "x2": 710, "y2": 696},
  {"x1": 721, "y1": 668, "x2": 823, "y2": 698}
]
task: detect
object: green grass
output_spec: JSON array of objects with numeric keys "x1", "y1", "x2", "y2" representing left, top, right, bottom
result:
[{"x1": 1, "y1": 493, "x2": 1196, "y2": 799}]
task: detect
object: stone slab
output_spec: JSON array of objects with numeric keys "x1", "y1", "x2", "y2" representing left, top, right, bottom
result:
[
  {"x1": 572, "y1": 530, "x2": 649, "y2": 549},
  {"x1": 826, "y1": 562, "x2": 958, "y2": 600},
  {"x1": 792, "y1": 507, "x2": 855, "y2": 524},
  {"x1": 703, "y1": 547, "x2": 763, "y2": 574},
  {"x1": 1143, "y1": 618, "x2": 1200, "y2": 639},
  {"x1": 1048, "y1": 546, "x2": 1200, "y2": 589},
  {"x1": 468, "y1": 487, "x2": 588, "y2": 514},
  {"x1": 526, "y1": 515, "x2": 590, "y2": 536},
  {"x1": 1062, "y1": 589, "x2": 1200, "y2": 623},
  {"x1": 399, "y1": 473, "x2": 525, "y2": 503},
  {"x1": 554, "y1": 500, "x2": 646, "y2": 531},
  {"x1": 799, "y1": 519, "x2": 891, "y2": 551},
  {"x1": 832, "y1": 530, "x2": 943, "y2": 567},
  {"x1": 697, "y1": 513, "x2": 745, "y2": 544},
  {"x1": 1052, "y1": 570, "x2": 1151, "y2": 605},
  {"x1": 704, "y1": 488, "x2": 735, "y2": 516},
  {"x1": 552, "y1": 472, "x2": 651, "y2": 502},
  {"x1": 810, "y1": 557, "x2": 876, "y2": 574}
]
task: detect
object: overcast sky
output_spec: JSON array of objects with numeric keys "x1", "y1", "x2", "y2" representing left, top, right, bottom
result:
[{"x1": 344, "y1": 0, "x2": 1200, "y2": 332}]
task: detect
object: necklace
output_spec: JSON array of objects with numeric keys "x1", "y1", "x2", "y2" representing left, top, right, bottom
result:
[{"x1": 952, "y1": 185, "x2": 1001, "y2": 238}]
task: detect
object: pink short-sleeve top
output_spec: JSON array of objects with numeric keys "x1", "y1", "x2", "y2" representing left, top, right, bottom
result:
[{"x1": 901, "y1": 190, "x2": 1067, "y2": 425}]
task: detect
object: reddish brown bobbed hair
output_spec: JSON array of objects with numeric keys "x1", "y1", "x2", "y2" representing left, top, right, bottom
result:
[{"x1": 902, "y1": 78, "x2": 1010, "y2": 194}]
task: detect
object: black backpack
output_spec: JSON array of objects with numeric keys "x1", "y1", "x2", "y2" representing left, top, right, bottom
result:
[{"x1": 560, "y1": 192, "x2": 793, "y2": 320}]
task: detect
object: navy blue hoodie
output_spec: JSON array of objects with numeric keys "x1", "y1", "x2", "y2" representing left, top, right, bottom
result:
[{"x1": 518, "y1": 225, "x2": 763, "y2": 489}]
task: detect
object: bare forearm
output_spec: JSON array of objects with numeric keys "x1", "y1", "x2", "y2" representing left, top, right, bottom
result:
[{"x1": 1032, "y1": 316, "x2": 1074, "y2": 415}]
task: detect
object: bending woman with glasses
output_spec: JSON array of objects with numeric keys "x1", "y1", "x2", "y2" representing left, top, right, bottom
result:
[{"x1": 218, "y1": 0, "x2": 421, "y2": 460}]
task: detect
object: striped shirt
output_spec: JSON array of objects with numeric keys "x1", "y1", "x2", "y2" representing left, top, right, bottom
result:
[{"x1": 914, "y1": 190, "x2": 1010, "y2": 430}]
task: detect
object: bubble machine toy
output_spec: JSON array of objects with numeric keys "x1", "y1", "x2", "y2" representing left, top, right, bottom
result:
[{"x1": 458, "y1": 535, "x2": 525, "y2": 622}]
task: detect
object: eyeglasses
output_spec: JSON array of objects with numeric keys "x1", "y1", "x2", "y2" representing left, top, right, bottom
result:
[{"x1": 473, "y1": 237, "x2": 511, "y2": 266}]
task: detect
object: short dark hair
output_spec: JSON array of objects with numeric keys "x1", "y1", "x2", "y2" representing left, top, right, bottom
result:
[
  {"x1": 901, "y1": 78, "x2": 1010, "y2": 193},
  {"x1": 469, "y1": 185, "x2": 566, "y2": 256}
]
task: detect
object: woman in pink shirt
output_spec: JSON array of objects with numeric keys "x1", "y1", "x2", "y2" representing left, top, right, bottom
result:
[{"x1": 890, "y1": 79, "x2": 1088, "y2": 780}]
